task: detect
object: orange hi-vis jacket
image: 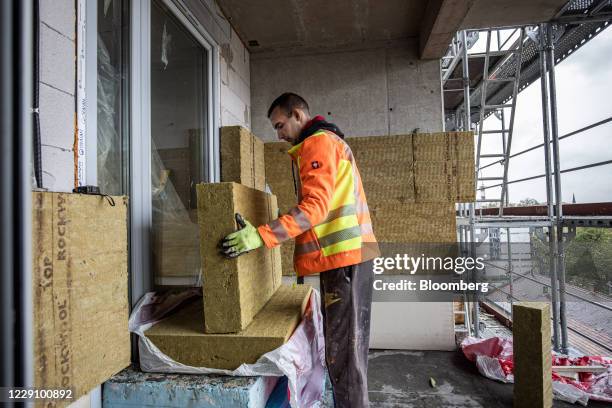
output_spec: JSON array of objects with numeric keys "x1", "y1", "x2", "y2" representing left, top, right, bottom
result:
[{"x1": 257, "y1": 126, "x2": 380, "y2": 276}]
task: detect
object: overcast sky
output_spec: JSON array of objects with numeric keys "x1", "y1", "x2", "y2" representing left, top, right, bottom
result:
[{"x1": 475, "y1": 26, "x2": 612, "y2": 205}]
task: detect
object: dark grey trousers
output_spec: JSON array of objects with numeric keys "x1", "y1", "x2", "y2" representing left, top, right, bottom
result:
[{"x1": 319, "y1": 260, "x2": 374, "y2": 408}]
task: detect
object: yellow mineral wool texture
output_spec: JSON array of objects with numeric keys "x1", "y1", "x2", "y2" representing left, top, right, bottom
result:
[
  {"x1": 196, "y1": 182, "x2": 282, "y2": 333},
  {"x1": 265, "y1": 132, "x2": 474, "y2": 207},
  {"x1": 264, "y1": 141, "x2": 297, "y2": 276},
  {"x1": 369, "y1": 202, "x2": 457, "y2": 243},
  {"x1": 32, "y1": 192, "x2": 130, "y2": 407},
  {"x1": 281, "y1": 242, "x2": 296, "y2": 277},
  {"x1": 454, "y1": 301, "x2": 465, "y2": 325},
  {"x1": 512, "y1": 302, "x2": 553, "y2": 408},
  {"x1": 146, "y1": 284, "x2": 312, "y2": 370},
  {"x1": 220, "y1": 126, "x2": 266, "y2": 191},
  {"x1": 152, "y1": 207, "x2": 200, "y2": 280},
  {"x1": 346, "y1": 134, "x2": 416, "y2": 204},
  {"x1": 413, "y1": 132, "x2": 475, "y2": 203}
]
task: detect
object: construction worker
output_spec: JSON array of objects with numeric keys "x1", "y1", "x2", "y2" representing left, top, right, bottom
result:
[{"x1": 220, "y1": 92, "x2": 380, "y2": 407}]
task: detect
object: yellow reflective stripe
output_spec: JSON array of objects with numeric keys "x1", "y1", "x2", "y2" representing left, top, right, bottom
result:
[
  {"x1": 328, "y1": 159, "x2": 354, "y2": 210},
  {"x1": 288, "y1": 131, "x2": 327, "y2": 156},
  {"x1": 287, "y1": 141, "x2": 303, "y2": 156},
  {"x1": 322, "y1": 236, "x2": 362, "y2": 257},
  {"x1": 314, "y1": 214, "x2": 358, "y2": 238}
]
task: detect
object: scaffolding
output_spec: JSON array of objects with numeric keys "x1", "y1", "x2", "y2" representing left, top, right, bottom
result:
[{"x1": 441, "y1": 0, "x2": 612, "y2": 354}]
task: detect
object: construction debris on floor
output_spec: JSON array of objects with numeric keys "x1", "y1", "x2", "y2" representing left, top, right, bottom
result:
[{"x1": 461, "y1": 336, "x2": 612, "y2": 405}]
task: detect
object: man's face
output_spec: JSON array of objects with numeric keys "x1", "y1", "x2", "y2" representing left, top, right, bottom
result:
[{"x1": 269, "y1": 106, "x2": 306, "y2": 145}]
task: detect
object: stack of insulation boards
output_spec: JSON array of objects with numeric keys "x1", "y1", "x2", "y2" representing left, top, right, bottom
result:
[
  {"x1": 32, "y1": 192, "x2": 130, "y2": 406},
  {"x1": 145, "y1": 125, "x2": 312, "y2": 370},
  {"x1": 264, "y1": 131, "x2": 475, "y2": 275},
  {"x1": 153, "y1": 126, "x2": 265, "y2": 285},
  {"x1": 220, "y1": 126, "x2": 266, "y2": 191}
]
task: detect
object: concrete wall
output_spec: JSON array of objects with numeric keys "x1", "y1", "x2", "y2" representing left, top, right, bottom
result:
[
  {"x1": 250, "y1": 39, "x2": 443, "y2": 141},
  {"x1": 39, "y1": 0, "x2": 76, "y2": 192}
]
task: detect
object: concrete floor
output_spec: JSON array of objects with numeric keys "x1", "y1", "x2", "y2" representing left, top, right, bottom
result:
[
  {"x1": 366, "y1": 349, "x2": 609, "y2": 408},
  {"x1": 103, "y1": 351, "x2": 611, "y2": 407}
]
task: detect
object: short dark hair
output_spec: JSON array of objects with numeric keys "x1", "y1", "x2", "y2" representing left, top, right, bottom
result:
[{"x1": 267, "y1": 92, "x2": 310, "y2": 118}]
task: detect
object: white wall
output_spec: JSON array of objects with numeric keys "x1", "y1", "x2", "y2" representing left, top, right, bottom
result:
[
  {"x1": 250, "y1": 39, "x2": 443, "y2": 141},
  {"x1": 219, "y1": 27, "x2": 251, "y2": 128}
]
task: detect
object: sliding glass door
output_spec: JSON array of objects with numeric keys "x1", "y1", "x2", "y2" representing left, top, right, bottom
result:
[
  {"x1": 150, "y1": 0, "x2": 208, "y2": 285},
  {"x1": 129, "y1": 0, "x2": 219, "y2": 302}
]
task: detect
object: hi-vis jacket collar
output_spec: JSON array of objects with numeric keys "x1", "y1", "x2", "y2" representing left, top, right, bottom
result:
[{"x1": 297, "y1": 115, "x2": 345, "y2": 145}]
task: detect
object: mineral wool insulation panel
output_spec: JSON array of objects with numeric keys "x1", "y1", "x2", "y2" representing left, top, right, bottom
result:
[
  {"x1": 197, "y1": 182, "x2": 282, "y2": 333},
  {"x1": 32, "y1": 192, "x2": 130, "y2": 405}
]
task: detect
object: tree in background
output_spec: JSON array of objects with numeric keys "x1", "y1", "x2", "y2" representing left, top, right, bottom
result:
[
  {"x1": 565, "y1": 228, "x2": 612, "y2": 293},
  {"x1": 530, "y1": 227, "x2": 612, "y2": 295},
  {"x1": 516, "y1": 197, "x2": 540, "y2": 206}
]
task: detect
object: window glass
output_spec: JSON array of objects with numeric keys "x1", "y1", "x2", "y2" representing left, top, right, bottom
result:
[
  {"x1": 150, "y1": 0, "x2": 208, "y2": 285},
  {"x1": 97, "y1": 0, "x2": 130, "y2": 195}
]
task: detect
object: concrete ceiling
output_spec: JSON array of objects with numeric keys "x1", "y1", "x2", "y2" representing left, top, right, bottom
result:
[
  {"x1": 460, "y1": 0, "x2": 570, "y2": 30},
  {"x1": 419, "y1": 0, "x2": 568, "y2": 59},
  {"x1": 217, "y1": 0, "x2": 570, "y2": 59},
  {"x1": 216, "y1": 0, "x2": 428, "y2": 53}
]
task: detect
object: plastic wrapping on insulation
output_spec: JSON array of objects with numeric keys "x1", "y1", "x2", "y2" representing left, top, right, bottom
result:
[
  {"x1": 129, "y1": 288, "x2": 327, "y2": 407},
  {"x1": 461, "y1": 336, "x2": 612, "y2": 405}
]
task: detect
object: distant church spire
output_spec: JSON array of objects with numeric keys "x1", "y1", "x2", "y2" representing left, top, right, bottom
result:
[{"x1": 572, "y1": 193, "x2": 576, "y2": 204}]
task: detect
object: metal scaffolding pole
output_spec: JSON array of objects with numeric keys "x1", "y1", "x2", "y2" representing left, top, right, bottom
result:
[
  {"x1": 0, "y1": 0, "x2": 15, "y2": 394},
  {"x1": 506, "y1": 228, "x2": 514, "y2": 319},
  {"x1": 546, "y1": 23, "x2": 569, "y2": 354},
  {"x1": 1, "y1": 0, "x2": 34, "y2": 398},
  {"x1": 539, "y1": 23, "x2": 561, "y2": 352},
  {"x1": 461, "y1": 30, "x2": 480, "y2": 337}
]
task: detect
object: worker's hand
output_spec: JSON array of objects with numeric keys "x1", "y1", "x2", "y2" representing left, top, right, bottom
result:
[{"x1": 219, "y1": 213, "x2": 263, "y2": 258}]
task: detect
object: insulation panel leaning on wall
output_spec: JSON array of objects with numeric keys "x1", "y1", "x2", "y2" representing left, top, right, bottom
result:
[{"x1": 32, "y1": 192, "x2": 130, "y2": 406}]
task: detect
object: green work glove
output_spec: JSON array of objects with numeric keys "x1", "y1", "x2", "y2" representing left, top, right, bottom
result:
[{"x1": 219, "y1": 213, "x2": 263, "y2": 258}]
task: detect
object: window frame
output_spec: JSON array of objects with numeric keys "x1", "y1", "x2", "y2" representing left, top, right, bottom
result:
[{"x1": 129, "y1": 0, "x2": 220, "y2": 304}]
